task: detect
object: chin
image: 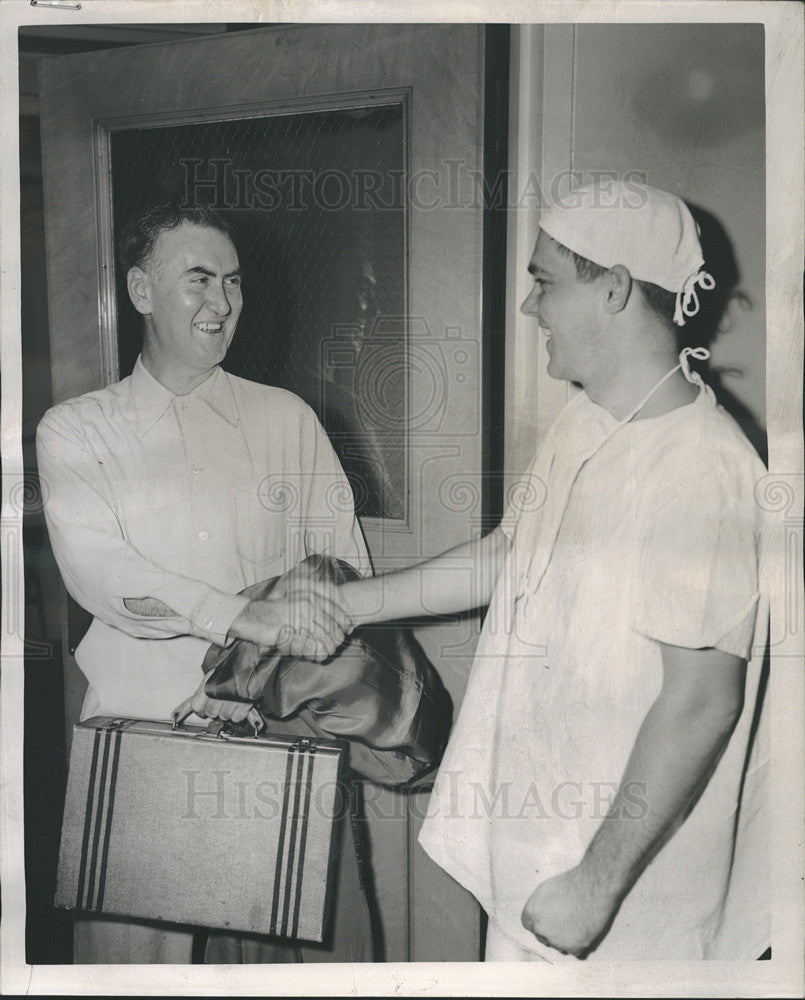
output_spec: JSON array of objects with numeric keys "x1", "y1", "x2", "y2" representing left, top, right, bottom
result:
[{"x1": 198, "y1": 336, "x2": 229, "y2": 360}]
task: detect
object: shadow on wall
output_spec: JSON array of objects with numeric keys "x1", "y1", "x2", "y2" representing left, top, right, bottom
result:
[{"x1": 682, "y1": 203, "x2": 768, "y2": 466}]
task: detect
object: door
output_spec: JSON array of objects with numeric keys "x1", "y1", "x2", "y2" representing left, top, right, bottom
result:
[{"x1": 39, "y1": 23, "x2": 503, "y2": 961}]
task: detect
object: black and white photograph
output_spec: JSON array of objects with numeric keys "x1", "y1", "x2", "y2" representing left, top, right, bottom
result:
[{"x1": 1, "y1": 2, "x2": 803, "y2": 996}]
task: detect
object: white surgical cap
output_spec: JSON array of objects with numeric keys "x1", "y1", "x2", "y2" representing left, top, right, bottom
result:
[{"x1": 539, "y1": 179, "x2": 715, "y2": 326}]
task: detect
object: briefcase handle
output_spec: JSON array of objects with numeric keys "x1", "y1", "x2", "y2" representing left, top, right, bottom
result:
[{"x1": 171, "y1": 716, "x2": 262, "y2": 739}]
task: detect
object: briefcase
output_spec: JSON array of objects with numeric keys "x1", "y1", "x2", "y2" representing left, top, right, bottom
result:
[{"x1": 55, "y1": 716, "x2": 345, "y2": 942}]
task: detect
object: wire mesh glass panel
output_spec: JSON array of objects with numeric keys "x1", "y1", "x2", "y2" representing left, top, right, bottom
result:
[{"x1": 109, "y1": 103, "x2": 407, "y2": 520}]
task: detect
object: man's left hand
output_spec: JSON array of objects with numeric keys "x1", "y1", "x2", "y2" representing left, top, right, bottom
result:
[
  {"x1": 172, "y1": 672, "x2": 264, "y2": 730},
  {"x1": 520, "y1": 865, "x2": 617, "y2": 957}
]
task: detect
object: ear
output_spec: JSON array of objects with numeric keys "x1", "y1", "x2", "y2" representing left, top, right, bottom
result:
[
  {"x1": 127, "y1": 266, "x2": 153, "y2": 316},
  {"x1": 603, "y1": 264, "x2": 632, "y2": 316}
]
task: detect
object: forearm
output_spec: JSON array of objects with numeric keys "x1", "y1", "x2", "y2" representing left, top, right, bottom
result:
[
  {"x1": 338, "y1": 525, "x2": 510, "y2": 626},
  {"x1": 579, "y1": 686, "x2": 740, "y2": 904}
]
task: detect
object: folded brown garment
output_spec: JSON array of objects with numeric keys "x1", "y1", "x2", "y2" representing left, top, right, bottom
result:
[{"x1": 202, "y1": 554, "x2": 453, "y2": 787}]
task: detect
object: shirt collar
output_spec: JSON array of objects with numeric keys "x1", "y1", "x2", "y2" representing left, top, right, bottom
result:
[{"x1": 129, "y1": 356, "x2": 239, "y2": 438}]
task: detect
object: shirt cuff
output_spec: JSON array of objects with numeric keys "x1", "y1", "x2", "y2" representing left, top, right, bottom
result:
[
  {"x1": 148, "y1": 578, "x2": 251, "y2": 645},
  {"x1": 188, "y1": 590, "x2": 251, "y2": 646}
]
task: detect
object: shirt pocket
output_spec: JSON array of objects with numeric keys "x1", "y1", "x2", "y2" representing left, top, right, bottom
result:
[{"x1": 233, "y1": 486, "x2": 290, "y2": 587}]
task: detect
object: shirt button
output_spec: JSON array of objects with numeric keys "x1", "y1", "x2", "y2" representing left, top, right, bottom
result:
[
  {"x1": 203, "y1": 619, "x2": 213, "y2": 629},
  {"x1": 199, "y1": 530, "x2": 209, "y2": 541},
  {"x1": 192, "y1": 465, "x2": 201, "y2": 475}
]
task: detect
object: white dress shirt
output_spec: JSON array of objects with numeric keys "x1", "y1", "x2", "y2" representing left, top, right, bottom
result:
[{"x1": 37, "y1": 357, "x2": 369, "y2": 721}]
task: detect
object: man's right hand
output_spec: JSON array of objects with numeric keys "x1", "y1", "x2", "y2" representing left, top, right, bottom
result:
[{"x1": 228, "y1": 583, "x2": 353, "y2": 661}]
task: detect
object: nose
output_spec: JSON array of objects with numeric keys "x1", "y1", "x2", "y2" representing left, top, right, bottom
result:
[
  {"x1": 207, "y1": 281, "x2": 232, "y2": 318},
  {"x1": 520, "y1": 285, "x2": 540, "y2": 316}
]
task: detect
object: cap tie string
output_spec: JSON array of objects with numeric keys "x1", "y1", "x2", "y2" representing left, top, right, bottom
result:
[
  {"x1": 673, "y1": 269, "x2": 716, "y2": 326},
  {"x1": 678, "y1": 345, "x2": 711, "y2": 388}
]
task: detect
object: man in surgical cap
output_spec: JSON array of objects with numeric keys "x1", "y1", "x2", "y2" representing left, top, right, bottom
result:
[{"x1": 209, "y1": 180, "x2": 770, "y2": 961}]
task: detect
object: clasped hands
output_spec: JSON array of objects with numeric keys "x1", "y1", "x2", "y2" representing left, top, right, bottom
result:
[
  {"x1": 173, "y1": 563, "x2": 352, "y2": 727},
  {"x1": 230, "y1": 561, "x2": 353, "y2": 662}
]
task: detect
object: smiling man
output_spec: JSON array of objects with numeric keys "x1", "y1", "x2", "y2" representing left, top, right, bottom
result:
[
  {"x1": 128, "y1": 219, "x2": 244, "y2": 391},
  {"x1": 37, "y1": 204, "x2": 372, "y2": 964},
  {"x1": 309, "y1": 180, "x2": 769, "y2": 961}
]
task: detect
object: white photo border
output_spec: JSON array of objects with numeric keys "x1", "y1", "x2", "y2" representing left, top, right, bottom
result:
[{"x1": 1, "y1": 1, "x2": 802, "y2": 996}]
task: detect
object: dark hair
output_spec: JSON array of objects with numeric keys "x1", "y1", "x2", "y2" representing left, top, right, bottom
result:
[
  {"x1": 634, "y1": 279, "x2": 677, "y2": 328},
  {"x1": 552, "y1": 239, "x2": 677, "y2": 328},
  {"x1": 552, "y1": 241, "x2": 608, "y2": 284},
  {"x1": 118, "y1": 203, "x2": 235, "y2": 274}
]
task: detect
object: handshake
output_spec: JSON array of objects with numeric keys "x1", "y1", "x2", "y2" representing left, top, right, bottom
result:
[
  {"x1": 229, "y1": 559, "x2": 357, "y2": 662},
  {"x1": 174, "y1": 560, "x2": 359, "y2": 728}
]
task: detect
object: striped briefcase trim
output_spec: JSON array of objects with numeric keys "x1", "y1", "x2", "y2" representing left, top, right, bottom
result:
[
  {"x1": 269, "y1": 744, "x2": 318, "y2": 937},
  {"x1": 291, "y1": 746, "x2": 316, "y2": 939},
  {"x1": 75, "y1": 720, "x2": 131, "y2": 911}
]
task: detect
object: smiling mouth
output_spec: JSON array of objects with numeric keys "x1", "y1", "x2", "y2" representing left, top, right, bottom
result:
[{"x1": 194, "y1": 322, "x2": 224, "y2": 334}]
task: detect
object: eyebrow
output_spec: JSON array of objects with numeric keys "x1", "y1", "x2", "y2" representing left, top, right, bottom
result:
[{"x1": 184, "y1": 266, "x2": 241, "y2": 278}]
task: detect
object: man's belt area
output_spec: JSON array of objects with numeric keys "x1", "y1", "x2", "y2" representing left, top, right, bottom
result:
[{"x1": 201, "y1": 554, "x2": 453, "y2": 787}]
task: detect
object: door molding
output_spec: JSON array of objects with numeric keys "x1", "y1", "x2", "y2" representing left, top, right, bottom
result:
[{"x1": 505, "y1": 25, "x2": 575, "y2": 485}]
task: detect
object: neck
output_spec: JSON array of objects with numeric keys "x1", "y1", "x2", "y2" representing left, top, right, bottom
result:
[
  {"x1": 140, "y1": 348, "x2": 218, "y2": 396},
  {"x1": 582, "y1": 351, "x2": 698, "y2": 422}
]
